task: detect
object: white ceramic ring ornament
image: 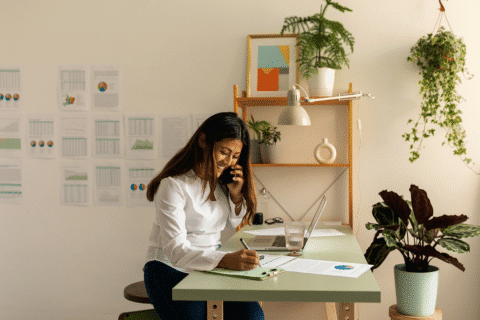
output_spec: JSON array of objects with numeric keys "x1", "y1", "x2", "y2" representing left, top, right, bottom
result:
[{"x1": 314, "y1": 138, "x2": 336, "y2": 164}]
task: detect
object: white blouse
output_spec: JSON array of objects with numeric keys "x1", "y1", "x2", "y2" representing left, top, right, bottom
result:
[{"x1": 145, "y1": 170, "x2": 246, "y2": 273}]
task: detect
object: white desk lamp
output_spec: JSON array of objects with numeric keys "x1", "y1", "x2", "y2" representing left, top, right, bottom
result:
[{"x1": 278, "y1": 84, "x2": 375, "y2": 125}]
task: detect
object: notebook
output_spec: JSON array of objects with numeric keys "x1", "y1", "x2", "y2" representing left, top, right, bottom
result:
[
  {"x1": 246, "y1": 196, "x2": 327, "y2": 251},
  {"x1": 206, "y1": 267, "x2": 285, "y2": 281}
]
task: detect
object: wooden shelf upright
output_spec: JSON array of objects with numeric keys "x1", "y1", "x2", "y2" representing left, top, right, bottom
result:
[{"x1": 233, "y1": 84, "x2": 355, "y2": 230}]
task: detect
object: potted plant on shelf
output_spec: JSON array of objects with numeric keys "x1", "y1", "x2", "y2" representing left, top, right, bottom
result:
[
  {"x1": 258, "y1": 121, "x2": 281, "y2": 164},
  {"x1": 403, "y1": 27, "x2": 473, "y2": 164},
  {"x1": 247, "y1": 115, "x2": 270, "y2": 164},
  {"x1": 280, "y1": 0, "x2": 355, "y2": 97},
  {"x1": 364, "y1": 184, "x2": 480, "y2": 316}
]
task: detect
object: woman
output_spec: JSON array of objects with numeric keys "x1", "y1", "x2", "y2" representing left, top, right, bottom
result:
[{"x1": 144, "y1": 112, "x2": 264, "y2": 320}]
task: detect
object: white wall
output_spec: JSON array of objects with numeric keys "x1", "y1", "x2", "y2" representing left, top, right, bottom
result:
[{"x1": 1, "y1": 0, "x2": 479, "y2": 319}]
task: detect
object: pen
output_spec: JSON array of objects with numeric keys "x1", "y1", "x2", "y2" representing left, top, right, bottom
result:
[{"x1": 240, "y1": 238, "x2": 264, "y2": 266}]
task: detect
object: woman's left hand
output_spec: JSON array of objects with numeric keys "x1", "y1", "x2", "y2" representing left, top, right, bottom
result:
[{"x1": 227, "y1": 164, "x2": 244, "y2": 203}]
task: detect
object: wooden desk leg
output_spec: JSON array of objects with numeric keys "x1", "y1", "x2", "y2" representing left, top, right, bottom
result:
[
  {"x1": 207, "y1": 301, "x2": 223, "y2": 320},
  {"x1": 326, "y1": 302, "x2": 338, "y2": 320},
  {"x1": 339, "y1": 302, "x2": 355, "y2": 320}
]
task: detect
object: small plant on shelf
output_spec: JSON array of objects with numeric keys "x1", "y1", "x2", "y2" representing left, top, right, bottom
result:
[
  {"x1": 280, "y1": 0, "x2": 355, "y2": 79},
  {"x1": 246, "y1": 115, "x2": 270, "y2": 141},
  {"x1": 258, "y1": 122, "x2": 281, "y2": 145}
]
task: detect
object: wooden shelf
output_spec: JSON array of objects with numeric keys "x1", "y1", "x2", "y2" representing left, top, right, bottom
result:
[
  {"x1": 235, "y1": 96, "x2": 350, "y2": 108},
  {"x1": 233, "y1": 83, "x2": 354, "y2": 230}
]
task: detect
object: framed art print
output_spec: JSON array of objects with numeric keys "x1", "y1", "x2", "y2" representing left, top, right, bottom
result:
[{"x1": 247, "y1": 34, "x2": 299, "y2": 97}]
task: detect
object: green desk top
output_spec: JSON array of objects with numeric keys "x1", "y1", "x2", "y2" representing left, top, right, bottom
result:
[{"x1": 172, "y1": 225, "x2": 381, "y2": 303}]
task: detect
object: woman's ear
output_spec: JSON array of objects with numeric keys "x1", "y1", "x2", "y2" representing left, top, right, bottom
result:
[{"x1": 199, "y1": 133, "x2": 206, "y2": 149}]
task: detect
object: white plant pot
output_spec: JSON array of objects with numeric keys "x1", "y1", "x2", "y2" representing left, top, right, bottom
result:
[
  {"x1": 249, "y1": 140, "x2": 262, "y2": 164},
  {"x1": 394, "y1": 264, "x2": 439, "y2": 317},
  {"x1": 259, "y1": 144, "x2": 281, "y2": 164},
  {"x1": 308, "y1": 67, "x2": 336, "y2": 97}
]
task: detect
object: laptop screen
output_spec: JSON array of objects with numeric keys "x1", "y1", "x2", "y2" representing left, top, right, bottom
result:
[{"x1": 304, "y1": 196, "x2": 327, "y2": 239}]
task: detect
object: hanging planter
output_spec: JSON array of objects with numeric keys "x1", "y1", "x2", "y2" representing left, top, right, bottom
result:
[{"x1": 403, "y1": 25, "x2": 473, "y2": 164}]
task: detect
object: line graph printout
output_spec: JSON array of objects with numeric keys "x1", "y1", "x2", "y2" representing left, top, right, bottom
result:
[
  {"x1": 91, "y1": 65, "x2": 122, "y2": 112},
  {"x1": 126, "y1": 162, "x2": 156, "y2": 207},
  {"x1": 126, "y1": 114, "x2": 157, "y2": 160},
  {"x1": 0, "y1": 67, "x2": 23, "y2": 111},
  {"x1": 61, "y1": 162, "x2": 91, "y2": 206},
  {"x1": 58, "y1": 65, "x2": 89, "y2": 111},
  {"x1": 27, "y1": 114, "x2": 56, "y2": 158},
  {"x1": 92, "y1": 114, "x2": 123, "y2": 159},
  {"x1": 0, "y1": 161, "x2": 23, "y2": 204},
  {"x1": 94, "y1": 162, "x2": 123, "y2": 206},
  {"x1": 60, "y1": 114, "x2": 89, "y2": 159},
  {"x1": 161, "y1": 115, "x2": 190, "y2": 159},
  {"x1": 0, "y1": 115, "x2": 23, "y2": 158}
]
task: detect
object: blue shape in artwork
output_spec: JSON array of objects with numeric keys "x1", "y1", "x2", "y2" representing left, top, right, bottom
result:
[
  {"x1": 258, "y1": 46, "x2": 288, "y2": 69},
  {"x1": 334, "y1": 265, "x2": 354, "y2": 270}
]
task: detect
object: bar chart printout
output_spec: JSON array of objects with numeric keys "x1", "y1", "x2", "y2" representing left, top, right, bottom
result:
[
  {"x1": 0, "y1": 162, "x2": 23, "y2": 204},
  {"x1": 94, "y1": 163, "x2": 123, "y2": 206},
  {"x1": 93, "y1": 114, "x2": 123, "y2": 159},
  {"x1": 0, "y1": 67, "x2": 23, "y2": 111},
  {"x1": 28, "y1": 114, "x2": 56, "y2": 158},
  {"x1": 58, "y1": 65, "x2": 88, "y2": 111},
  {"x1": 60, "y1": 115, "x2": 89, "y2": 158},
  {"x1": 126, "y1": 114, "x2": 156, "y2": 160},
  {"x1": 127, "y1": 162, "x2": 156, "y2": 207},
  {"x1": 0, "y1": 116, "x2": 23, "y2": 158},
  {"x1": 61, "y1": 162, "x2": 90, "y2": 206}
]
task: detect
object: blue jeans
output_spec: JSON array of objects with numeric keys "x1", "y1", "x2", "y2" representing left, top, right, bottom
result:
[{"x1": 144, "y1": 260, "x2": 265, "y2": 320}]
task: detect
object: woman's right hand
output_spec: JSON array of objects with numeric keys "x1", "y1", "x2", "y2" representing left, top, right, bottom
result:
[{"x1": 217, "y1": 249, "x2": 260, "y2": 271}]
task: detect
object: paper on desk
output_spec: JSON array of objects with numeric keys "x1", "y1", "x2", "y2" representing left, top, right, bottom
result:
[
  {"x1": 258, "y1": 254, "x2": 296, "y2": 268},
  {"x1": 244, "y1": 227, "x2": 344, "y2": 237},
  {"x1": 280, "y1": 258, "x2": 373, "y2": 278}
]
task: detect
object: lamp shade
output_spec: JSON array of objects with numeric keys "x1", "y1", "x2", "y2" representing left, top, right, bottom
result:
[{"x1": 278, "y1": 87, "x2": 311, "y2": 126}]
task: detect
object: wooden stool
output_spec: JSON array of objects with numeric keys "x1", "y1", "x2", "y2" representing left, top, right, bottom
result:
[
  {"x1": 389, "y1": 304, "x2": 442, "y2": 320},
  {"x1": 119, "y1": 281, "x2": 161, "y2": 320}
]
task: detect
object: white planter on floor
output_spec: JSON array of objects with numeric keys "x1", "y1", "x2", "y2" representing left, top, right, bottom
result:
[{"x1": 308, "y1": 67, "x2": 335, "y2": 97}]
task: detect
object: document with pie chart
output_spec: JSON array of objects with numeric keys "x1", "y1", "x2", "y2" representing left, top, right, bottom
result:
[
  {"x1": 126, "y1": 162, "x2": 157, "y2": 207},
  {"x1": 91, "y1": 65, "x2": 122, "y2": 112}
]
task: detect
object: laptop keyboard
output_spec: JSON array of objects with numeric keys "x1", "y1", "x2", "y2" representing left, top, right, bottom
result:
[{"x1": 272, "y1": 236, "x2": 286, "y2": 247}]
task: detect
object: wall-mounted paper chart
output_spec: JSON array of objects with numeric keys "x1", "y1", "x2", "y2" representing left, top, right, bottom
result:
[
  {"x1": 60, "y1": 115, "x2": 89, "y2": 158},
  {"x1": 126, "y1": 162, "x2": 156, "y2": 207},
  {"x1": 27, "y1": 114, "x2": 56, "y2": 158},
  {"x1": 94, "y1": 162, "x2": 123, "y2": 206},
  {"x1": 0, "y1": 67, "x2": 23, "y2": 111},
  {"x1": 92, "y1": 114, "x2": 123, "y2": 159},
  {"x1": 0, "y1": 115, "x2": 23, "y2": 158},
  {"x1": 61, "y1": 162, "x2": 91, "y2": 206},
  {"x1": 58, "y1": 65, "x2": 89, "y2": 111},
  {"x1": 91, "y1": 65, "x2": 122, "y2": 112},
  {"x1": 161, "y1": 115, "x2": 190, "y2": 159},
  {"x1": 126, "y1": 114, "x2": 157, "y2": 160},
  {"x1": 0, "y1": 161, "x2": 23, "y2": 204}
]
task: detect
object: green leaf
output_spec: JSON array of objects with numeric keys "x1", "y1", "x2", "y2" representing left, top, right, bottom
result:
[
  {"x1": 364, "y1": 237, "x2": 396, "y2": 271},
  {"x1": 438, "y1": 238, "x2": 470, "y2": 254},
  {"x1": 366, "y1": 222, "x2": 379, "y2": 230},
  {"x1": 382, "y1": 229, "x2": 398, "y2": 248},
  {"x1": 442, "y1": 224, "x2": 480, "y2": 238},
  {"x1": 372, "y1": 202, "x2": 398, "y2": 225}
]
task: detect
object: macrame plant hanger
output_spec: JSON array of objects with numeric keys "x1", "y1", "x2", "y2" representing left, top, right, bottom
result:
[
  {"x1": 431, "y1": 0, "x2": 480, "y2": 174},
  {"x1": 432, "y1": 0, "x2": 454, "y2": 35}
]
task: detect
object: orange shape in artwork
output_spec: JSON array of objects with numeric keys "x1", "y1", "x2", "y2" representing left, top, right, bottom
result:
[{"x1": 257, "y1": 68, "x2": 279, "y2": 91}]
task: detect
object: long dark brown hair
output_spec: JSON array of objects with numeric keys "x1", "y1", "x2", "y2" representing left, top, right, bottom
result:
[{"x1": 146, "y1": 112, "x2": 257, "y2": 224}]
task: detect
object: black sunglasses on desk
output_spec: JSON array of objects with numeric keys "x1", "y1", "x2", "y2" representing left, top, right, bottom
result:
[{"x1": 265, "y1": 217, "x2": 284, "y2": 225}]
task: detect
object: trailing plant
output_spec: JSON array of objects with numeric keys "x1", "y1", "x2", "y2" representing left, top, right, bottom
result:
[
  {"x1": 280, "y1": 0, "x2": 355, "y2": 79},
  {"x1": 246, "y1": 115, "x2": 270, "y2": 141},
  {"x1": 403, "y1": 27, "x2": 473, "y2": 163},
  {"x1": 364, "y1": 184, "x2": 480, "y2": 273}
]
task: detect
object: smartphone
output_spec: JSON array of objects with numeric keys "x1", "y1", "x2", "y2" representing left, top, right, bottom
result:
[{"x1": 219, "y1": 167, "x2": 235, "y2": 185}]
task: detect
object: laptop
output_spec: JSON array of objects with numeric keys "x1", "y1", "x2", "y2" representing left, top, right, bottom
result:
[{"x1": 247, "y1": 196, "x2": 327, "y2": 251}]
